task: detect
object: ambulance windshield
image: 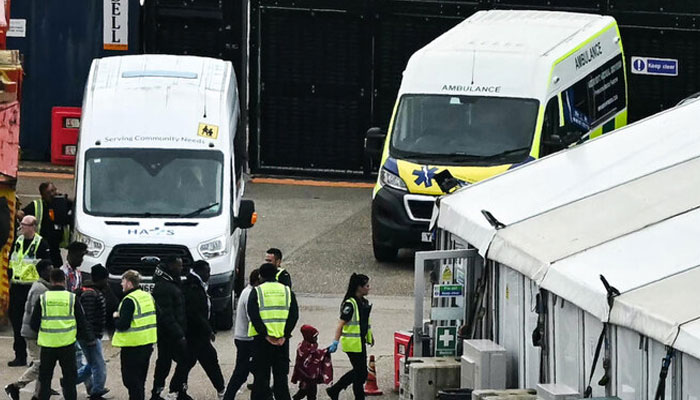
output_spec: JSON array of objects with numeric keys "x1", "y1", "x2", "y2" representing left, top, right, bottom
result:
[
  {"x1": 83, "y1": 148, "x2": 224, "y2": 218},
  {"x1": 391, "y1": 95, "x2": 539, "y2": 164}
]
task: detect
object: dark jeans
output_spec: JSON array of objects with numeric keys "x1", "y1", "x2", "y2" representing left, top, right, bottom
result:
[
  {"x1": 152, "y1": 339, "x2": 186, "y2": 394},
  {"x1": 293, "y1": 384, "x2": 317, "y2": 400},
  {"x1": 328, "y1": 349, "x2": 367, "y2": 400},
  {"x1": 252, "y1": 337, "x2": 291, "y2": 400},
  {"x1": 223, "y1": 339, "x2": 254, "y2": 400},
  {"x1": 38, "y1": 344, "x2": 77, "y2": 400},
  {"x1": 121, "y1": 344, "x2": 153, "y2": 400},
  {"x1": 170, "y1": 336, "x2": 225, "y2": 393},
  {"x1": 8, "y1": 283, "x2": 31, "y2": 361}
]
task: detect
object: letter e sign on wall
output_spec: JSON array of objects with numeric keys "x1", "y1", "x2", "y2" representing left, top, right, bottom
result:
[{"x1": 103, "y1": 0, "x2": 128, "y2": 50}]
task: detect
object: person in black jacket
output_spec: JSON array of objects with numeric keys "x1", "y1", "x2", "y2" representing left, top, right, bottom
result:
[
  {"x1": 150, "y1": 256, "x2": 188, "y2": 400},
  {"x1": 169, "y1": 260, "x2": 225, "y2": 399},
  {"x1": 90, "y1": 264, "x2": 119, "y2": 333},
  {"x1": 265, "y1": 248, "x2": 292, "y2": 288},
  {"x1": 76, "y1": 276, "x2": 109, "y2": 399}
]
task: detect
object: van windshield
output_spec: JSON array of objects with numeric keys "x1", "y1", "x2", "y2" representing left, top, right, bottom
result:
[
  {"x1": 83, "y1": 148, "x2": 224, "y2": 218},
  {"x1": 391, "y1": 95, "x2": 539, "y2": 165}
]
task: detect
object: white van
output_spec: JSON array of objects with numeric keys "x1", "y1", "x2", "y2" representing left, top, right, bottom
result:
[
  {"x1": 365, "y1": 10, "x2": 628, "y2": 261},
  {"x1": 73, "y1": 55, "x2": 254, "y2": 329}
]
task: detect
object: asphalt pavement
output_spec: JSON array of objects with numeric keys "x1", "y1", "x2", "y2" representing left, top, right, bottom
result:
[{"x1": 2, "y1": 171, "x2": 432, "y2": 399}]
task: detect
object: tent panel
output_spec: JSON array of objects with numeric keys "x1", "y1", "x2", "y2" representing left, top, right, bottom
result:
[
  {"x1": 682, "y1": 353, "x2": 700, "y2": 400},
  {"x1": 675, "y1": 319, "x2": 700, "y2": 361},
  {"x1": 583, "y1": 313, "x2": 606, "y2": 398},
  {"x1": 499, "y1": 265, "x2": 525, "y2": 388},
  {"x1": 553, "y1": 299, "x2": 583, "y2": 393},
  {"x1": 615, "y1": 327, "x2": 645, "y2": 400}
]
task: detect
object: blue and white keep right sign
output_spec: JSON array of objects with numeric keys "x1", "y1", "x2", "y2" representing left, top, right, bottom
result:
[{"x1": 631, "y1": 56, "x2": 678, "y2": 76}]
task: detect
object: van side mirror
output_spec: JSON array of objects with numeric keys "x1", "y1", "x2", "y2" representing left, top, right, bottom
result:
[
  {"x1": 542, "y1": 131, "x2": 580, "y2": 151},
  {"x1": 364, "y1": 127, "x2": 386, "y2": 160},
  {"x1": 235, "y1": 200, "x2": 256, "y2": 229}
]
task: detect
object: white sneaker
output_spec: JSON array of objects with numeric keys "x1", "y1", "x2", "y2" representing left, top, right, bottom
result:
[
  {"x1": 217, "y1": 390, "x2": 225, "y2": 400},
  {"x1": 165, "y1": 392, "x2": 179, "y2": 400}
]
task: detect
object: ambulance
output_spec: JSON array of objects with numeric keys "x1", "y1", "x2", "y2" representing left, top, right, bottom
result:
[
  {"x1": 73, "y1": 55, "x2": 254, "y2": 329},
  {"x1": 366, "y1": 10, "x2": 628, "y2": 260}
]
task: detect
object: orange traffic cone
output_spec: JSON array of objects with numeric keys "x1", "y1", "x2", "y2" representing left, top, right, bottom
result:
[{"x1": 364, "y1": 354, "x2": 384, "y2": 396}]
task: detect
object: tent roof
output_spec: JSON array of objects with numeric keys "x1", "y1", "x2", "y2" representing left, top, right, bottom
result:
[{"x1": 437, "y1": 100, "x2": 700, "y2": 359}]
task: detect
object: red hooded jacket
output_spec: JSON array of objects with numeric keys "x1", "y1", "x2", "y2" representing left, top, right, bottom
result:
[{"x1": 291, "y1": 324, "x2": 333, "y2": 388}]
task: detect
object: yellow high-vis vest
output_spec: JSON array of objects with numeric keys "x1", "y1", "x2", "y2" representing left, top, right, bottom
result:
[
  {"x1": 248, "y1": 282, "x2": 291, "y2": 338},
  {"x1": 9, "y1": 234, "x2": 42, "y2": 284},
  {"x1": 112, "y1": 289, "x2": 158, "y2": 347},
  {"x1": 37, "y1": 291, "x2": 77, "y2": 348},
  {"x1": 341, "y1": 297, "x2": 373, "y2": 353}
]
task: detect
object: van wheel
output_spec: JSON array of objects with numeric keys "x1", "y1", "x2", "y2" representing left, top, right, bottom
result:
[
  {"x1": 215, "y1": 299, "x2": 234, "y2": 331},
  {"x1": 373, "y1": 239, "x2": 398, "y2": 262}
]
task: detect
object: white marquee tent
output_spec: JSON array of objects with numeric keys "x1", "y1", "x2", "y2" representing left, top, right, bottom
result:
[{"x1": 436, "y1": 99, "x2": 700, "y2": 398}]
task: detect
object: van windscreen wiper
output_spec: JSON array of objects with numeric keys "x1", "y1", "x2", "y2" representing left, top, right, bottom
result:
[
  {"x1": 180, "y1": 202, "x2": 220, "y2": 218},
  {"x1": 479, "y1": 147, "x2": 531, "y2": 161},
  {"x1": 108, "y1": 212, "x2": 183, "y2": 218}
]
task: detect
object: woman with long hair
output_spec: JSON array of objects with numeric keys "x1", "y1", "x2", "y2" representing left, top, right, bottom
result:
[{"x1": 326, "y1": 273, "x2": 373, "y2": 400}]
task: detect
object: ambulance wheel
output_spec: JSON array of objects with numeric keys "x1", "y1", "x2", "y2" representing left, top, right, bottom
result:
[
  {"x1": 373, "y1": 239, "x2": 398, "y2": 262},
  {"x1": 215, "y1": 299, "x2": 234, "y2": 331}
]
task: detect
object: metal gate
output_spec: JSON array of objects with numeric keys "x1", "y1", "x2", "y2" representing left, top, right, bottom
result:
[{"x1": 249, "y1": 0, "x2": 470, "y2": 176}]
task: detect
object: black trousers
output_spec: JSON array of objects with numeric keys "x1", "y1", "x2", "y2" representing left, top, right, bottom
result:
[
  {"x1": 121, "y1": 344, "x2": 154, "y2": 400},
  {"x1": 223, "y1": 339, "x2": 254, "y2": 400},
  {"x1": 328, "y1": 349, "x2": 368, "y2": 400},
  {"x1": 152, "y1": 339, "x2": 186, "y2": 393},
  {"x1": 8, "y1": 283, "x2": 31, "y2": 361},
  {"x1": 293, "y1": 384, "x2": 318, "y2": 400},
  {"x1": 170, "y1": 336, "x2": 225, "y2": 393},
  {"x1": 38, "y1": 344, "x2": 77, "y2": 400},
  {"x1": 252, "y1": 337, "x2": 291, "y2": 400}
]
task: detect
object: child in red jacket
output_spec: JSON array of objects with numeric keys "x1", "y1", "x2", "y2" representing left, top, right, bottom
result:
[{"x1": 291, "y1": 325, "x2": 333, "y2": 400}]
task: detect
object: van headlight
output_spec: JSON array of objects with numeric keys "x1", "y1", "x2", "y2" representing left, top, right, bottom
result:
[
  {"x1": 380, "y1": 168, "x2": 407, "y2": 191},
  {"x1": 74, "y1": 230, "x2": 105, "y2": 258},
  {"x1": 199, "y1": 236, "x2": 228, "y2": 259}
]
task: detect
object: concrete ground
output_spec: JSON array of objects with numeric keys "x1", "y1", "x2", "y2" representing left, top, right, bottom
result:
[{"x1": 1, "y1": 170, "x2": 433, "y2": 399}]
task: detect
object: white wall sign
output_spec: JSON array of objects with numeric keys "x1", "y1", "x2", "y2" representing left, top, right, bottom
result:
[
  {"x1": 103, "y1": 0, "x2": 128, "y2": 51},
  {"x1": 7, "y1": 19, "x2": 26, "y2": 38}
]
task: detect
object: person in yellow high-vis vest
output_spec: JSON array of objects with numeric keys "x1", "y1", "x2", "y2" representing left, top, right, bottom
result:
[
  {"x1": 7, "y1": 215, "x2": 50, "y2": 367},
  {"x1": 326, "y1": 273, "x2": 374, "y2": 400},
  {"x1": 248, "y1": 263, "x2": 299, "y2": 400},
  {"x1": 29, "y1": 268, "x2": 95, "y2": 400},
  {"x1": 112, "y1": 270, "x2": 157, "y2": 400}
]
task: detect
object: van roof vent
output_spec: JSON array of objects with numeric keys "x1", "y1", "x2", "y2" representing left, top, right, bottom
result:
[{"x1": 122, "y1": 70, "x2": 198, "y2": 79}]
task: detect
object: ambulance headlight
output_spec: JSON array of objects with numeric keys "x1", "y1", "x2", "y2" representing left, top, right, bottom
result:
[
  {"x1": 74, "y1": 231, "x2": 105, "y2": 258},
  {"x1": 380, "y1": 168, "x2": 407, "y2": 191},
  {"x1": 199, "y1": 236, "x2": 227, "y2": 259}
]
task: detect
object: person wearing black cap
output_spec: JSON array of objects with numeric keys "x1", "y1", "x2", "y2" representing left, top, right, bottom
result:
[
  {"x1": 248, "y1": 263, "x2": 299, "y2": 400},
  {"x1": 90, "y1": 264, "x2": 118, "y2": 333},
  {"x1": 150, "y1": 256, "x2": 188, "y2": 400}
]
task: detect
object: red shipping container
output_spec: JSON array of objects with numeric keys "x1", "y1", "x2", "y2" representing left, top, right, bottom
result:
[
  {"x1": 394, "y1": 330, "x2": 413, "y2": 391},
  {"x1": 51, "y1": 107, "x2": 81, "y2": 166},
  {"x1": 0, "y1": 100, "x2": 19, "y2": 179}
]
